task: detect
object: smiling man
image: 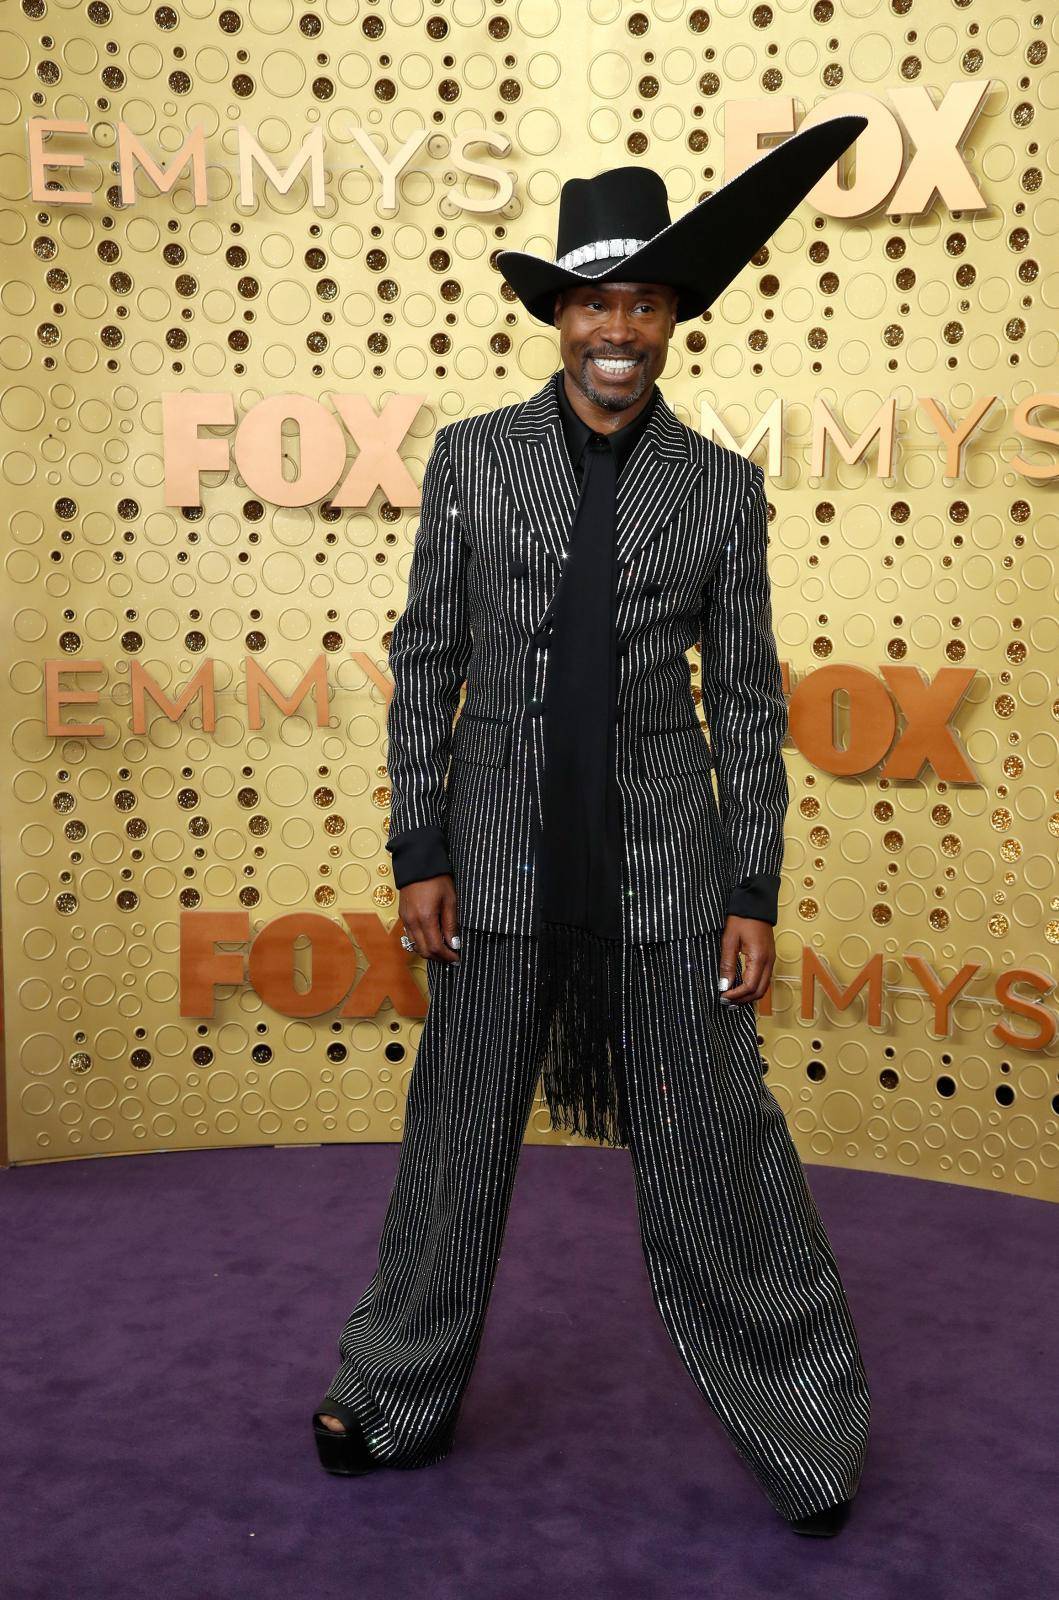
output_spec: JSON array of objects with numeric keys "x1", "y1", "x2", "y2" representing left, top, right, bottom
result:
[
  {"x1": 559, "y1": 279, "x2": 669, "y2": 413},
  {"x1": 313, "y1": 125, "x2": 873, "y2": 1541}
]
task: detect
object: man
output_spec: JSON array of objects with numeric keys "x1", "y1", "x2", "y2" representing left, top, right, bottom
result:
[{"x1": 314, "y1": 119, "x2": 872, "y2": 1538}]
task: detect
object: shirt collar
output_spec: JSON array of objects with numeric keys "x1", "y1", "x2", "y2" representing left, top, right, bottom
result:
[{"x1": 554, "y1": 367, "x2": 658, "y2": 479}]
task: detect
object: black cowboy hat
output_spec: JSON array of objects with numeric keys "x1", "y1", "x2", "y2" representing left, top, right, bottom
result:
[{"x1": 496, "y1": 114, "x2": 868, "y2": 325}]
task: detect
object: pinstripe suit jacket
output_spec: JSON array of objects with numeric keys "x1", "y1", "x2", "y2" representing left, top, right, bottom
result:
[{"x1": 384, "y1": 369, "x2": 789, "y2": 942}]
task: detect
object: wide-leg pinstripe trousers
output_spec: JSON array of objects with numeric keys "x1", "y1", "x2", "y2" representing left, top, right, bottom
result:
[{"x1": 317, "y1": 926, "x2": 871, "y2": 1522}]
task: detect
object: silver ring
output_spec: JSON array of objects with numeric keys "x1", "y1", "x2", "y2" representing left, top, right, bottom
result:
[{"x1": 400, "y1": 934, "x2": 416, "y2": 952}]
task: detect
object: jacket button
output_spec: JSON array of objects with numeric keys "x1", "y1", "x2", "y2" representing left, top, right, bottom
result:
[
  {"x1": 527, "y1": 700, "x2": 546, "y2": 716},
  {"x1": 509, "y1": 557, "x2": 529, "y2": 578}
]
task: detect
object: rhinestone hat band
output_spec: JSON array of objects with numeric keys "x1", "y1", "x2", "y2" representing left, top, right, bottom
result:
[{"x1": 554, "y1": 236, "x2": 648, "y2": 271}]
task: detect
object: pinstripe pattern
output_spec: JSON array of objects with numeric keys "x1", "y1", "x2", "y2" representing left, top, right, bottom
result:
[
  {"x1": 319, "y1": 927, "x2": 871, "y2": 1520},
  {"x1": 385, "y1": 369, "x2": 789, "y2": 939},
  {"x1": 326, "y1": 372, "x2": 871, "y2": 1517}
]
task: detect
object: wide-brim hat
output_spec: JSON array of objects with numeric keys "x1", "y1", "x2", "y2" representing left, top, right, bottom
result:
[{"x1": 496, "y1": 114, "x2": 868, "y2": 325}]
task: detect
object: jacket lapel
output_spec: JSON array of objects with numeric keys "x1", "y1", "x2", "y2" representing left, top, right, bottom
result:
[{"x1": 490, "y1": 371, "x2": 703, "y2": 573}]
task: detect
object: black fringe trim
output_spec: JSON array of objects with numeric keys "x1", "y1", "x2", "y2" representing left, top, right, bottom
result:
[{"x1": 536, "y1": 921, "x2": 631, "y2": 1150}]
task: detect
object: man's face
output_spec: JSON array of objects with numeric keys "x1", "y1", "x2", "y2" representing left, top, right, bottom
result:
[{"x1": 553, "y1": 281, "x2": 678, "y2": 412}]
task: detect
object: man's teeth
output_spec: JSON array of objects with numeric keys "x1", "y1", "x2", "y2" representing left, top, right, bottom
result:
[{"x1": 593, "y1": 357, "x2": 638, "y2": 374}]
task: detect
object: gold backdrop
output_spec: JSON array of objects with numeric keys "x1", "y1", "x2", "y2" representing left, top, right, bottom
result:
[{"x1": 1, "y1": 2, "x2": 1056, "y2": 1200}]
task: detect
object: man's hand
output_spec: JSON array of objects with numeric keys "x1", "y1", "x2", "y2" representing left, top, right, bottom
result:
[
  {"x1": 399, "y1": 875, "x2": 462, "y2": 964},
  {"x1": 718, "y1": 915, "x2": 775, "y2": 1005}
]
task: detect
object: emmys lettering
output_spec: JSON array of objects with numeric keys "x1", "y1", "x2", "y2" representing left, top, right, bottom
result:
[
  {"x1": 44, "y1": 654, "x2": 979, "y2": 784},
  {"x1": 27, "y1": 80, "x2": 991, "y2": 220}
]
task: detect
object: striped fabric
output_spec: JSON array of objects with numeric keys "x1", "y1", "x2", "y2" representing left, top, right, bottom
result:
[
  {"x1": 320, "y1": 382, "x2": 872, "y2": 1517},
  {"x1": 319, "y1": 928, "x2": 872, "y2": 1520},
  {"x1": 384, "y1": 368, "x2": 790, "y2": 939}
]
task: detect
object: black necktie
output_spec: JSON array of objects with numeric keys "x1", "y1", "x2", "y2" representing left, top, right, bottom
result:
[{"x1": 535, "y1": 428, "x2": 630, "y2": 1149}]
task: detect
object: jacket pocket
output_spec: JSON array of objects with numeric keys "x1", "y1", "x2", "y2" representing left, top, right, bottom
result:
[
  {"x1": 637, "y1": 721, "x2": 714, "y2": 777},
  {"x1": 450, "y1": 712, "x2": 513, "y2": 769}
]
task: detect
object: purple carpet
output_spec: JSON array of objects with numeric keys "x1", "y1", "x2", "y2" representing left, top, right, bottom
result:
[{"x1": 2, "y1": 1143, "x2": 1053, "y2": 1599}]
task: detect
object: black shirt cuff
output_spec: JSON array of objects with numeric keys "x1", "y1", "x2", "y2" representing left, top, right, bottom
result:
[
  {"x1": 386, "y1": 825, "x2": 453, "y2": 889},
  {"x1": 726, "y1": 873, "x2": 780, "y2": 925}
]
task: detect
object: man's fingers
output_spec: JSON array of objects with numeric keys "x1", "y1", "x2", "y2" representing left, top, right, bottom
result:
[
  {"x1": 409, "y1": 919, "x2": 444, "y2": 961},
  {"x1": 721, "y1": 971, "x2": 752, "y2": 1002},
  {"x1": 718, "y1": 933, "x2": 740, "y2": 995},
  {"x1": 411, "y1": 910, "x2": 454, "y2": 962},
  {"x1": 723, "y1": 955, "x2": 772, "y2": 1004},
  {"x1": 439, "y1": 887, "x2": 462, "y2": 963},
  {"x1": 719, "y1": 916, "x2": 777, "y2": 1005},
  {"x1": 400, "y1": 878, "x2": 461, "y2": 964}
]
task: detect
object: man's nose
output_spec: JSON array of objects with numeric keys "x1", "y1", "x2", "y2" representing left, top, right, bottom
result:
[{"x1": 596, "y1": 312, "x2": 637, "y2": 344}]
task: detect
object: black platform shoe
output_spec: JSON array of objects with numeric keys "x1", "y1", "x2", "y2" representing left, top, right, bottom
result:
[
  {"x1": 312, "y1": 1404, "x2": 457, "y2": 1475},
  {"x1": 789, "y1": 1495, "x2": 854, "y2": 1537},
  {"x1": 313, "y1": 1407, "x2": 383, "y2": 1477}
]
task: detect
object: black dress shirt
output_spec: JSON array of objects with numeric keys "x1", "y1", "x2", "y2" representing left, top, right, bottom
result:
[{"x1": 554, "y1": 364, "x2": 659, "y2": 486}]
